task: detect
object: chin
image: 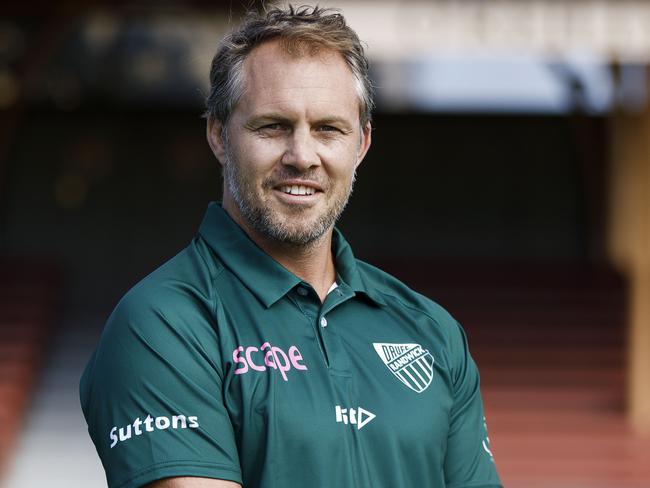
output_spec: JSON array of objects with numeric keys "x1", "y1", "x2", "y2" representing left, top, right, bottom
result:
[
  {"x1": 276, "y1": 220, "x2": 320, "y2": 238},
  {"x1": 267, "y1": 218, "x2": 329, "y2": 246}
]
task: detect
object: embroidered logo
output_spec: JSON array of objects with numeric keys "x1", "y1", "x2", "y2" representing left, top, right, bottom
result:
[{"x1": 373, "y1": 342, "x2": 434, "y2": 393}]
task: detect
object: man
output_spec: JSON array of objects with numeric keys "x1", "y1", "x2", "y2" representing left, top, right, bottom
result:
[{"x1": 80, "y1": 5, "x2": 502, "y2": 488}]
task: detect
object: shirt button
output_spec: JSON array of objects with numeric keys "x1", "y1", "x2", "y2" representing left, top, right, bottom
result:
[
  {"x1": 320, "y1": 317, "x2": 328, "y2": 328},
  {"x1": 297, "y1": 287, "x2": 308, "y2": 296}
]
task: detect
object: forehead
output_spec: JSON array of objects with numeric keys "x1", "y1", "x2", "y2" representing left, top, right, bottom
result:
[{"x1": 236, "y1": 39, "x2": 360, "y2": 119}]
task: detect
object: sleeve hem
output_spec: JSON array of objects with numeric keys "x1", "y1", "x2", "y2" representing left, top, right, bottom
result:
[{"x1": 112, "y1": 461, "x2": 242, "y2": 488}]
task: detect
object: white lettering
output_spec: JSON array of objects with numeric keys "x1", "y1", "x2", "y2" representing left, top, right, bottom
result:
[
  {"x1": 155, "y1": 416, "x2": 170, "y2": 430},
  {"x1": 349, "y1": 408, "x2": 357, "y2": 425},
  {"x1": 335, "y1": 405, "x2": 376, "y2": 430},
  {"x1": 109, "y1": 413, "x2": 200, "y2": 448},
  {"x1": 133, "y1": 417, "x2": 143, "y2": 435},
  {"x1": 383, "y1": 344, "x2": 411, "y2": 361},
  {"x1": 109, "y1": 426, "x2": 118, "y2": 448},
  {"x1": 335, "y1": 406, "x2": 348, "y2": 424},
  {"x1": 118, "y1": 425, "x2": 132, "y2": 441},
  {"x1": 388, "y1": 347, "x2": 425, "y2": 370},
  {"x1": 172, "y1": 415, "x2": 187, "y2": 429}
]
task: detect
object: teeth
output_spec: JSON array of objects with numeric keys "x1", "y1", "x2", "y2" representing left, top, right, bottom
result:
[{"x1": 280, "y1": 185, "x2": 316, "y2": 196}]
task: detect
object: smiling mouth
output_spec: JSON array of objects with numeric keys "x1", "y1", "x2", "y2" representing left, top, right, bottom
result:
[{"x1": 278, "y1": 185, "x2": 318, "y2": 196}]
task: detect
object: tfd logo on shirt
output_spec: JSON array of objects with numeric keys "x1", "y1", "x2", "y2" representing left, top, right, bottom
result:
[
  {"x1": 335, "y1": 405, "x2": 376, "y2": 430},
  {"x1": 233, "y1": 342, "x2": 308, "y2": 381},
  {"x1": 373, "y1": 342, "x2": 434, "y2": 393}
]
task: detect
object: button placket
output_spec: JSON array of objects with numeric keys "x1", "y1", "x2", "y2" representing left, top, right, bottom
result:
[
  {"x1": 315, "y1": 313, "x2": 331, "y2": 367},
  {"x1": 291, "y1": 286, "x2": 331, "y2": 368},
  {"x1": 318, "y1": 284, "x2": 358, "y2": 375}
]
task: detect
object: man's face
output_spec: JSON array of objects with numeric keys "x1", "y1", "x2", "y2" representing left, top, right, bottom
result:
[{"x1": 209, "y1": 40, "x2": 371, "y2": 247}]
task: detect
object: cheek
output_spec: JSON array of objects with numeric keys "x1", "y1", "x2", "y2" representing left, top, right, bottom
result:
[
  {"x1": 239, "y1": 140, "x2": 285, "y2": 173},
  {"x1": 322, "y1": 148, "x2": 359, "y2": 181}
]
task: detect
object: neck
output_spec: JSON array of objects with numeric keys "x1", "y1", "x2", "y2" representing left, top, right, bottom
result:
[
  {"x1": 224, "y1": 203, "x2": 336, "y2": 302},
  {"x1": 256, "y1": 232, "x2": 336, "y2": 302}
]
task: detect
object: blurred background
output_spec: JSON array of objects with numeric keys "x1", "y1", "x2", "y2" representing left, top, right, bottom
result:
[{"x1": 1, "y1": 0, "x2": 649, "y2": 487}]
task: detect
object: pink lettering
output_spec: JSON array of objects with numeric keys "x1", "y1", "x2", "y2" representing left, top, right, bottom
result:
[
  {"x1": 246, "y1": 347, "x2": 266, "y2": 371},
  {"x1": 288, "y1": 346, "x2": 308, "y2": 370},
  {"x1": 232, "y1": 342, "x2": 308, "y2": 381},
  {"x1": 233, "y1": 346, "x2": 248, "y2": 375},
  {"x1": 271, "y1": 346, "x2": 290, "y2": 381},
  {"x1": 261, "y1": 342, "x2": 275, "y2": 368}
]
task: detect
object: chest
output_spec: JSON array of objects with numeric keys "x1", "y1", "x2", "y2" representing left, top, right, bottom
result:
[{"x1": 217, "y1": 293, "x2": 454, "y2": 474}]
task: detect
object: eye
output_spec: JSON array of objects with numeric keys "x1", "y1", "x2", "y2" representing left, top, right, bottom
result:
[
  {"x1": 254, "y1": 123, "x2": 288, "y2": 137},
  {"x1": 317, "y1": 125, "x2": 341, "y2": 133},
  {"x1": 261, "y1": 123, "x2": 285, "y2": 131}
]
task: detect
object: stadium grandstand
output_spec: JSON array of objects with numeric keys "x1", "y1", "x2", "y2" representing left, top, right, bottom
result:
[{"x1": 0, "y1": 1, "x2": 649, "y2": 487}]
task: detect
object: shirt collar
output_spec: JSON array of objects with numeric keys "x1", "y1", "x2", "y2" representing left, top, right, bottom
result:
[
  {"x1": 331, "y1": 228, "x2": 385, "y2": 306},
  {"x1": 198, "y1": 202, "x2": 385, "y2": 308}
]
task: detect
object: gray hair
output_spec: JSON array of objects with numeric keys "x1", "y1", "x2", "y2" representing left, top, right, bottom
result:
[{"x1": 204, "y1": 4, "x2": 374, "y2": 127}]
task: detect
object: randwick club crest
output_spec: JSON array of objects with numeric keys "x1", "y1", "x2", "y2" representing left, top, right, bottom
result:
[{"x1": 373, "y1": 343, "x2": 434, "y2": 393}]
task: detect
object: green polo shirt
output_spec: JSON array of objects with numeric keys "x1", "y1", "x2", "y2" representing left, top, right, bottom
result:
[{"x1": 80, "y1": 202, "x2": 501, "y2": 488}]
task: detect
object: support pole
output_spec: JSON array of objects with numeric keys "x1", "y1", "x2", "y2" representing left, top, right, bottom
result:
[{"x1": 609, "y1": 66, "x2": 650, "y2": 433}]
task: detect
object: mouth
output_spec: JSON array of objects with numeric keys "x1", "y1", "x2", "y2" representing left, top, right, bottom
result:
[
  {"x1": 272, "y1": 180, "x2": 324, "y2": 203},
  {"x1": 278, "y1": 184, "x2": 318, "y2": 196}
]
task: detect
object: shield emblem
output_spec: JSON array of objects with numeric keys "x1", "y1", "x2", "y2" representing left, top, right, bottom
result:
[{"x1": 373, "y1": 343, "x2": 434, "y2": 393}]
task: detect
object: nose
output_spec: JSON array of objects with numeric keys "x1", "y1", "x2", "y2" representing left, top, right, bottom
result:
[{"x1": 281, "y1": 127, "x2": 320, "y2": 170}]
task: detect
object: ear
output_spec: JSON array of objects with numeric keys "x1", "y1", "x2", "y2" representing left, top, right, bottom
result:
[
  {"x1": 206, "y1": 119, "x2": 227, "y2": 166},
  {"x1": 355, "y1": 121, "x2": 372, "y2": 169}
]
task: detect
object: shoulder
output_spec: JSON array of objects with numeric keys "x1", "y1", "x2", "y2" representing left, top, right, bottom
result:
[
  {"x1": 88, "y1": 237, "x2": 227, "y2": 381},
  {"x1": 355, "y1": 259, "x2": 458, "y2": 331},
  {"x1": 109, "y1": 237, "x2": 223, "y2": 332},
  {"x1": 355, "y1": 260, "x2": 474, "y2": 385},
  {"x1": 81, "y1": 238, "x2": 225, "y2": 405}
]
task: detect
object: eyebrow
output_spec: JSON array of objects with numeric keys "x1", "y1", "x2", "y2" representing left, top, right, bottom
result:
[{"x1": 245, "y1": 113, "x2": 293, "y2": 126}]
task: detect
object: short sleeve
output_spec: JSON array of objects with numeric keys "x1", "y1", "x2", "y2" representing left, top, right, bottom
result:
[
  {"x1": 444, "y1": 322, "x2": 502, "y2": 488},
  {"x1": 79, "y1": 284, "x2": 242, "y2": 488}
]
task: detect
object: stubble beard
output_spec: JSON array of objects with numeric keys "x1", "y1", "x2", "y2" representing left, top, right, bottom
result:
[{"x1": 223, "y1": 144, "x2": 356, "y2": 248}]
